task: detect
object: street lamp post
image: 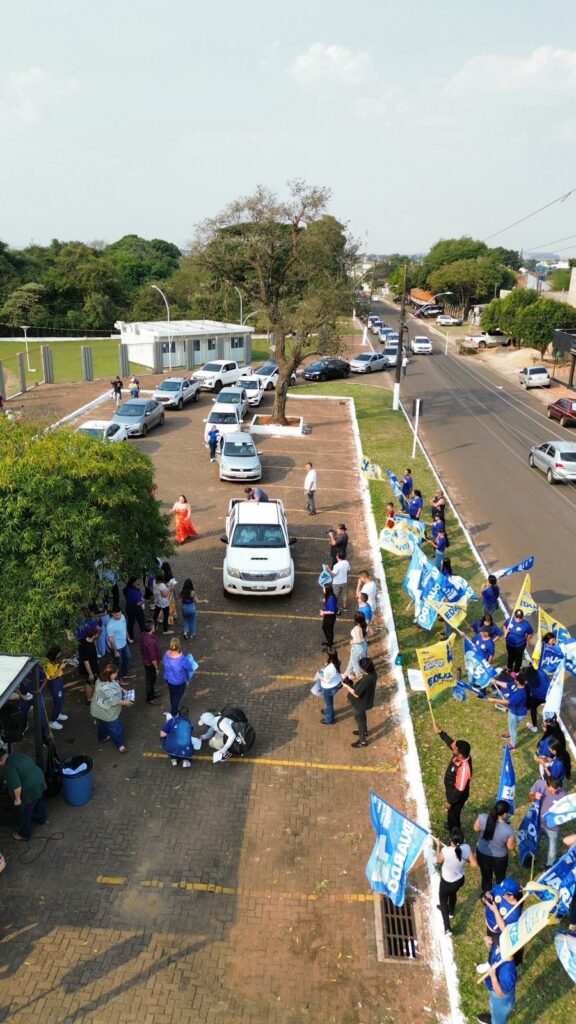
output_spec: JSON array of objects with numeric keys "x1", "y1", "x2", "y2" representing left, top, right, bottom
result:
[
  {"x1": 20, "y1": 325, "x2": 36, "y2": 373},
  {"x1": 234, "y1": 287, "x2": 243, "y2": 326},
  {"x1": 151, "y1": 285, "x2": 172, "y2": 372}
]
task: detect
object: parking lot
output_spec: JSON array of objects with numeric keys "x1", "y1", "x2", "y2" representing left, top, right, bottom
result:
[{"x1": 1, "y1": 365, "x2": 447, "y2": 1024}]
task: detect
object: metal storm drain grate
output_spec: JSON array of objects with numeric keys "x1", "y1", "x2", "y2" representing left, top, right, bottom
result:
[{"x1": 380, "y1": 896, "x2": 419, "y2": 959}]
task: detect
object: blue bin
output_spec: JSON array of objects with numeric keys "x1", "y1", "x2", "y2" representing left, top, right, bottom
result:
[{"x1": 61, "y1": 756, "x2": 93, "y2": 807}]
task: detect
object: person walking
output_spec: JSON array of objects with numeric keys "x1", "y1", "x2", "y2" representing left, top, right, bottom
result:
[
  {"x1": 0, "y1": 747, "x2": 47, "y2": 841},
  {"x1": 106, "y1": 608, "x2": 131, "y2": 681},
  {"x1": 129, "y1": 375, "x2": 140, "y2": 398},
  {"x1": 329, "y1": 552, "x2": 351, "y2": 611},
  {"x1": 160, "y1": 706, "x2": 201, "y2": 768},
  {"x1": 180, "y1": 578, "x2": 207, "y2": 639},
  {"x1": 44, "y1": 645, "x2": 68, "y2": 732},
  {"x1": 530, "y1": 775, "x2": 565, "y2": 867},
  {"x1": 474, "y1": 801, "x2": 516, "y2": 893},
  {"x1": 171, "y1": 495, "x2": 198, "y2": 544},
  {"x1": 207, "y1": 425, "x2": 220, "y2": 462},
  {"x1": 341, "y1": 656, "x2": 377, "y2": 748},
  {"x1": 162, "y1": 637, "x2": 194, "y2": 716},
  {"x1": 436, "y1": 828, "x2": 478, "y2": 934},
  {"x1": 90, "y1": 664, "x2": 132, "y2": 752},
  {"x1": 123, "y1": 577, "x2": 147, "y2": 642},
  {"x1": 152, "y1": 571, "x2": 173, "y2": 635},
  {"x1": 434, "y1": 725, "x2": 473, "y2": 831},
  {"x1": 110, "y1": 376, "x2": 123, "y2": 406},
  {"x1": 402, "y1": 352, "x2": 409, "y2": 378},
  {"x1": 482, "y1": 575, "x2": 501, "y2": 617},
  {"x1": 311, "y1": 648, "x2": 343, "y2": 726},
  {"x1": 304, "y1": 462, "x2": 317, "y2": 515},
  {"x1": 503, "y1": 609, "x2": 534, "y2": 673},
  {"x1": 140, "y1": 620, "x2": 161, "y2": 705},
  {"x1": 343, "y1": 612, "x2": 368, "y2": 677},
  {"x1": 320, "y1": 584, "x2": 338, "y2": 648}
]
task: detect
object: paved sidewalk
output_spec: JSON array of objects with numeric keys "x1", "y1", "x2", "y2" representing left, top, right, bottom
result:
[{"x1": 0, "y1": 381, "x2": 447, "y2": 1024}]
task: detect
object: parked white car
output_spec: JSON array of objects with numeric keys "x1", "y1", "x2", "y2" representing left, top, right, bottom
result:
[
  {"x1": 437, "y1": 315, "x2": 462, "y2": 326},
  {"x1": 75, "y1": 419, "x2": 128, "y2": 442},
  {"x1": 152, "y1": 376, "x2": 201, "y2": 409},
  {"x1": 222, "y1": 498, "x2": 296, "y2": 596},
  {"x1": 240, "y1": 375, "x2": 265, "y2": 406},
  {"x1": 240, "y1": 361, "x2": 296, "y2": 390},
  {"x1": 192, "y1": 360, "x2": 243, "y2": 392},
  {"x1": 410, "y1": 335, "x2": 433, "y2": 355},
  {"x1": 218, "y1": 432, "x2": 262, "y2": 482},
  {"x1": 203, "y1": 404, "x2": 243, "y2": 443},
  {"x1": 349, "y1": 352, "x2": 387, "y2": 373},
  {"x1": 519, "y1": 366, "x2": 551, "y2": 389},
  {"x1": 214, "y1": 386, "x2": 249, "y2": 419}
]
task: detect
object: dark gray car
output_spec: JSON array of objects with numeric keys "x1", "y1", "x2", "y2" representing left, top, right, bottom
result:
[{"x1": 112, "y1": 398, "x2": 165, "y2": 437}]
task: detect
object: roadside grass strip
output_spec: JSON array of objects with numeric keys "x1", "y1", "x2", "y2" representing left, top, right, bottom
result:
[{"x1": 297, "y1": 379, "x2": 575, "y2": 1024}]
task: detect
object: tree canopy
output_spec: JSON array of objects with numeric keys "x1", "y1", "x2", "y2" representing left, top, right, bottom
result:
[
  {"x1": 481, "y1": 290, "x2": 576, "y2": 352},
  {"x1": 193, "y1": 181, "x2": 355, "y2": 421},
  {"x1": 0, "y1": 419, "x2": 172, "y2": 655}
]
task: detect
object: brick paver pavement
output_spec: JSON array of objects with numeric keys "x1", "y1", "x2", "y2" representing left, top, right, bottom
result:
[{"x1": 0, "y1": 371, "x2": 448, "y2": 1024}]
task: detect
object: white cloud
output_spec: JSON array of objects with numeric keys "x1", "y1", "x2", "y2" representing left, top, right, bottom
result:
[
  {"x1": 1, "y1": 67, "x2": 79, "y2": 125},
  {"x1": 445, "y1": 45, "x2": 576, "y2": 97},
  {"x1": 288, "y1": 43, "x2": 376, "y2": 94}
]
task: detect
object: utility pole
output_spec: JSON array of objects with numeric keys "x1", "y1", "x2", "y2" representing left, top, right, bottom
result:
[{"x1": 392, "y1": 265, "x2": 408, "y2": 411}]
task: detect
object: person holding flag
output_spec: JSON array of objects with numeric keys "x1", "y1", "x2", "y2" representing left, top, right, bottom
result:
[
  {"x1": 504, "y1": 608, "x2": 534, "y2": 673},
  {"x1": 486, "y1": 674, "x2": 528, "y2": 750},
  {"x1": 474, "y1": 801, "x2": 516, "y2": 893},
  {"x1": 530, "y1": 775, "x2": 566, "y2": 868},
  {"x1": 524, "y1": 665, "x2": 549, "y2": 733},
  {"x1": 433, "y1": 724, "x2": 473, "y2": 831},
  {"x1": 477, "y1": 941, "x2": 518, "y2": 1024},
  {"x1": 476, "y1": 879, "x2": 524, "y2": 973}
]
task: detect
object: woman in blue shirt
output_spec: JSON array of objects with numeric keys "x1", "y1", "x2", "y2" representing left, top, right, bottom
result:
[
  {"x1": 544, "y1": 738, "x2": 571, "y2": 785},
  {"x1": 478, "y1": 942, "x2": 517, "y2": 1024},
  {"x1": 503, "y1": 609, "x2": 534, "y2": 673},
  {"x1": 320, "y1": 584, "x2": 338, "y2": 648},
  {"x1": 471, "y1": 613, "x2": 503, "y2": 641},
  {"x1": 481, "y1": 575, "x2": 500, "y2": 616},
  {"x1": 524, "y1": 665, "x2": 549, "y2": 732},
  {"x1": 408, "y1": 489, "x2": 424, "y2": 520},
  {"x1": 123, "y1": 577, "x2": 146, "y2": 642}
]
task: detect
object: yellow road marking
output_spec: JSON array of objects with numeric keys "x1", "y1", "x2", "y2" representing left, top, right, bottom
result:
[
  {"x1": 96, "y1": 875, "x2": 374, "y2": 903},
  {"x1": 202, "y1": 609, "x2": 320, "y2": 622},
  {"x1": 143, "y1": 752, "x2": 378, "y2": 773}
]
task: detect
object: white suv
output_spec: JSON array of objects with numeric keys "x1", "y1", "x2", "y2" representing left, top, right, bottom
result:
[
  {"x1": 221, "y1": 498, "x2": 296, "y2": 596},
  {"x1": 410, "y1": 336, "x2": 432, "y2": 355},
  {"x1": 192, "y1": 360, "x2": 243, "y2": 392}
]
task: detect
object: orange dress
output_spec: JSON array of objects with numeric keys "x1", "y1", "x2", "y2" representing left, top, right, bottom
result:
[{"x1": 174, "y1": 506, "x2": 199, "y2": 543}]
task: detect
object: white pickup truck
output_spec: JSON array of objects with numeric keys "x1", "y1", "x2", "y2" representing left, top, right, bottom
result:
[
  {"x1": 192, "y1": 360, "x2": 245, "y2": 392},
  {"x1": 221, "y1": 498, "x2": 296, "y2": 597},
  {"x1": 462, "y1": 331, "x2": 510, "y2": 350}
]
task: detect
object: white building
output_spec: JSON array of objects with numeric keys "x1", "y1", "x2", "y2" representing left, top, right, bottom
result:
[{"x1": 114, "y1": 319, "x2": 254, "y2": 372}]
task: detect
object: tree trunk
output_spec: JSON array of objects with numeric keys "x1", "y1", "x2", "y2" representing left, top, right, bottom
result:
[{"x1": 271, "y1": 325, "x2": 290, "y2": 424}]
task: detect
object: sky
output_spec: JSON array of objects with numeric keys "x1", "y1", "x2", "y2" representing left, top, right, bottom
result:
[{"x1": 2, "y1": 0, "x2": 576, "y2": 257}]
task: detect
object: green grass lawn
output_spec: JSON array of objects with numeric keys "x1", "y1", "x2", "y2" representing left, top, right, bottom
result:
[
  {"x1": 0, "y1": 339, "x2": 147, "y2": 387},
  {"x1": 290, "y1": 377, "x2": 576, "y2": 1024}
]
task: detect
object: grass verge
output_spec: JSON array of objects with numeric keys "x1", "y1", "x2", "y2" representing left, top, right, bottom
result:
[
  {"x1": 0, "y1": 339, "x2": 146, "y2": 386},
  {"x1": 291, "y1": 377, "x2": 575, "y2": 1024}
]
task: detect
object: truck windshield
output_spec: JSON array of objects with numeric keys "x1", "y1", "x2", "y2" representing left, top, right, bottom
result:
[{"x1": 231, "y1": 525, "x2": 285, "y2": 547}]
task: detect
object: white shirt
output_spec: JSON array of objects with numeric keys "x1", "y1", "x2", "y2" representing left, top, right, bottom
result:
[
  {"x1": 359, "y1": 578, "x2": 377, "y2": 609},
  {"x1": 304, "y1": 468, "x2": 317, "y2": 492},
  {"x1": 153, "y1": 581, "x2": 170, "y2": 608},
  {"x1": 319, "y1": 663, "x2": 342, "y2": 689},
  {"x1": 440, "y1": 843, "x2": 471, "y2": 883},
  {"x1": 331, "y1": 559, "x2": 350, "y2": 585}
]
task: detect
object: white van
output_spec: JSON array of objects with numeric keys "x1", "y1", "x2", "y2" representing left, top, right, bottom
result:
[{"x1": 221, "y1": 499, "x2": 296, "y2": 596}]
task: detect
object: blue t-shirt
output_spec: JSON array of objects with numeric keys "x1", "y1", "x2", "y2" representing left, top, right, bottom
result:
[
  {"x1": 408, "y1": 496, "x2": 423, "y2": 519},
  {"x1": 324, "y1": 595, "x2": 338, "y2": 614},
  {"x1": 505, "y1": 618, "x2": 534, "y2": 647},
  {"x1": 401, "y1": 475, "x2": 413, "y2": 497},
  {"x1": 251, "y1": 488, "x2": 269, "y2": 502},
  {"x1": 547, "y1": 757, "x2": 567, "y2": 783},
  {"x1": 208, "y1": 428, "x2": 219, "y2": 446},
  {"x1": 435, "y1": 533, "x2": 447, "y2": 554},
  {"x1": 107, "y1": 615, "x2": 128, "y2": 649},
  {"x1": 528, "y1": 668, "x2": 549, "y2": 701},
  {"x1": 124, "y1": 585, "x2": 143, "y2": 608},
  {"x1": 482, "y1": 584, "x2": 500, "y2": 610},
  {"x1": 537, "y1": 734, "x2": 556, "y2": 759},
  {"x1": 473, "y1": 634, "x2": 495, "y2": 661},
  {"x1": 485, "y1": 947, "x2": 517, "y2": 995},
  {"x1": 432, "y1": 521, "x2": 444, "y2": 540},
  {"x1": 358, "y1": 603, "x2": 373, "y2": 623},
  {"x1": 162, "y1": 715, "x2": 195, "y2": 758},
  {"x1": 472, "y1": 620, "x2": 503, "y2": 640},
  {"x1": 508, "y1": 686, "x2": 528, "y2": 717},
  {"x1": 485, "y1": 887, "x2": 522, "y2": 933}
]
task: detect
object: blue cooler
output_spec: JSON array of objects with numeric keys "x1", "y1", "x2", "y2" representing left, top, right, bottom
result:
[{"x1": 61, "y1": 756, "x2": 93, "y2": 806}]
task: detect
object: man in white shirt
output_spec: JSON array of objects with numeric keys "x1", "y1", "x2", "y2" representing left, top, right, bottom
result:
[
  {"x1": 304, "y1": 462, "x2": 317, "y2": 515},
  {"x1": 329, "y1": 552, "x2": 351, "y2": 611},
  {"x1": 198, "y1": 711, "x2": 244, "y2": 764},
  {"x1": 356, "y1": 570, "x2": 377, "y2": 612}
]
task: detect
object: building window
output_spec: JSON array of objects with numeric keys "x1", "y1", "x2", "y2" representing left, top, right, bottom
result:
[
  {"x1": 193, "y1": 340, "x2": 200, "y2": 351},
  {"x1": 231, "y1": 336, "x2": 244, "y2": 349},
  {"x1": 161, "y1": 341, "x2": 176, "y2": 354},
  {"x1": 207, "y1": 338, "x2": 216, "y2": 351}
]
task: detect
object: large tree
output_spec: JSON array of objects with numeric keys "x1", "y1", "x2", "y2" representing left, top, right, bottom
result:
[
  {"x1": 0, "y1": 419, "x2": 172, "y2": 655},
  {"x1": 427, "y1": 256, "x2": 515, "y2": 312},
  {"x1": 0, "y1": 282, "x2": 47, "y2": 326},
  {"x1": 193, "y1": 181, "x2": 354, "y2": 422}
]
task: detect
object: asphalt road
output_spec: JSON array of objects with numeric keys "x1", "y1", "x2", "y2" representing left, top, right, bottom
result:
[{"x1": 368, "y1": 301, "x2": 576, "y2": 729}]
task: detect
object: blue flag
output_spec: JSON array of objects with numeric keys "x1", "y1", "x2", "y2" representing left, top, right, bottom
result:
[
  {"x1": 543, "y1": 793, "x2": 576, "y2": 830},
  {"x1": 385, "y1": 469, "x2": 403, "y2": 500},
  {"x1": 497, "y1": 745, "x2": 516, "y2": 815},
  {"x1": 534, "y1": 847, "x2": 576, "y2": 916},
  {"x1": 540, "y1": 644, "x2": 565, "y2": 681},
  {"x1": 464, "y1": 637, "x2": 497, "y2": 690},
  {"x1": 495, "y1": 556, "x2": 535, "y2": 578},
  {"x1": 555, "y1": 932, "x2": 576, "y2": 984},
  {"x1": 366, "y1": 792, "x2": 429, "y2": 907},
  {"x1": 518, "y1": 801, "x2": 540, "y2": 866}
]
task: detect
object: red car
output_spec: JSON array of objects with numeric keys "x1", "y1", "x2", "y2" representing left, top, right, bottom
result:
[{"x1": 547, "y1": 397, "x2": 576, "y2": 428}]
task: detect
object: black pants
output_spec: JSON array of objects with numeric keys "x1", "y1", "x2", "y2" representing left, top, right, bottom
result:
[
  {"x1": 322, "y1": 615, "x2": 335, "y2": 646},
  {"x1": 153, "y1": 606, "x2": 169, "y2": 632},
  {"x1": 477, "y1": 849, "x2": 509, "y2": 893},
  {"x1": 126, "y1": 604, "x2": 146, "y2": 640},
  {"x1": 506, "y1": 643, "x2": 525, "y2": 673},
  {"x1": 447, "y1": 794, "x2": 468, "y2": 832},
  {"x1": 145, "y1": 665, "x2": 157, "y2": 702},
  {"x1": 529, "y1": 694, "x2": 545, "y2": 727},
  {"x1": 352, "y1": 707, "x2": 368, "y2": 741},
  {"x1": 438, "y1": 875, "x2": 465, "y2": 932}
]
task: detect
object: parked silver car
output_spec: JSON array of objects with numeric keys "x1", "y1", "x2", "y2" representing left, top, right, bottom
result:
[
  {"x1": 218, "y1": 432, "x2": 262, "y2": 482},
  {"x1": 112, "y1": 399, "x2": 165, "y2": 437},
  {"x1": 528, "y1": 440, "x2": 576, "y2": 483}
]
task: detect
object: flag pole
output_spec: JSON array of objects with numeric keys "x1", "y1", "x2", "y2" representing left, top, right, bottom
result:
[{"x1": 426, "y1": 696, "x2": 437, "y2": 730}]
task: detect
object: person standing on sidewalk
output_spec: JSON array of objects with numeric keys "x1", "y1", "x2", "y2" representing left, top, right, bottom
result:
[
  {"x1": 152, "y1": 571, "x2": 174, "y2": 636},
  {"x1": 400, "y1": 469, "x2": 413, "y2": 511},
  {"x1": 207, "y1": 425, "x2": 220, "y2": 462},
  {"x1": 320, "y1": 584, "x2": 338, "y2": 648},
  {"x1": 436, "y1": 828, "x2": 477, "y2": 935},
  {"x1": 110, "y1": 376, "x2": 123, "y2": 406},
  {"x1": 473, "y1": 801, "x2": 516, "y2": 893},
  {"x1": 530, "y1": 775, "x2": 565, "y2": 868},
  {"x1": 341, "y1": 657, "x2": 377, "y2": 748},
  {"x1": 78, "y1": 626, "x2": 101, "y2": 703},
  {"x1": 44, "y1": 645, "x2": 68, "y2": 732},
  {"x1": 304, "y1": 462, "x2": 317, "y2": 515},
  {"x1": 123, "y1": 577, "x2": 147, "y2": 642},
  {"x1": 434, "y1": 725, "x2": 473, "y2": 831},
  {"x1": 329, "y1": 552, "x2": 351, "y2": 611},
  {"x1": 106, "y1": 608, "x2": 131, "y2": 681},
  {"x1": 402, "y1": 352, "x2": 409, "y2": 378},
  {"x1": 524, "y1": 665, "x2": 549, "y2": 734},
  {"x1": 355, "y1": 570, "x2": 377, "y2": 612},
  {"x1": 140, "y1": 621, "x2": 161, "y2": 705},
  {"x1": 0, "y1": 747, "x2": 47, "y2": 841}
]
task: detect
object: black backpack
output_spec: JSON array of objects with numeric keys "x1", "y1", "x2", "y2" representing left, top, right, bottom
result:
[{"x1": 218, "y1": 706, "x2": 256, "y2": 756}]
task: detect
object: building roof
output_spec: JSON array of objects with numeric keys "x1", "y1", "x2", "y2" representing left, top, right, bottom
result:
[
  {"x1": 0, "y1": 655, "x2": 35, "y2": 710},
  {"x1": 115, "y1": 319, "x2": 254, "y2": 338}
]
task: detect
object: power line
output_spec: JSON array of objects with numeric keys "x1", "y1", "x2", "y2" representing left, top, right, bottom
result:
[
  {"x1": 524, "y1": 231, "x2": 576, "y2": 253},
  {"x1": 483, "y1": 188, "x2": 576, "y2": 243}
]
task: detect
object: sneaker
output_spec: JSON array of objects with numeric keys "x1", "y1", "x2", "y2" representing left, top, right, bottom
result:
[
  {"x1": 163, "y1": 630, "x2": 174, "y2": 635},
  {"x1": 320, "y1": 720, "x2": 334, "y2": 725},
  {"x1": 181, "y1": 759, "x2": 192, "y2": 768},
  {"x1": 351, "y1": 739, "x2": 368, "y2": 748},
  {"x1": 49, "y1": 721, "x2": 63, "y2": 730},
  {"x1": 476, "y1": 963, "x2": 490, "y2": 975},
  {"x1": 526, "y1": 723, "x2": 538, "y2": 733},
  {"x1": 170, "y1": 759, "x2": 178, "y2": 766},
  {"x1": 57, "y1": 714, "x2": 69, "y2": 722}
]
